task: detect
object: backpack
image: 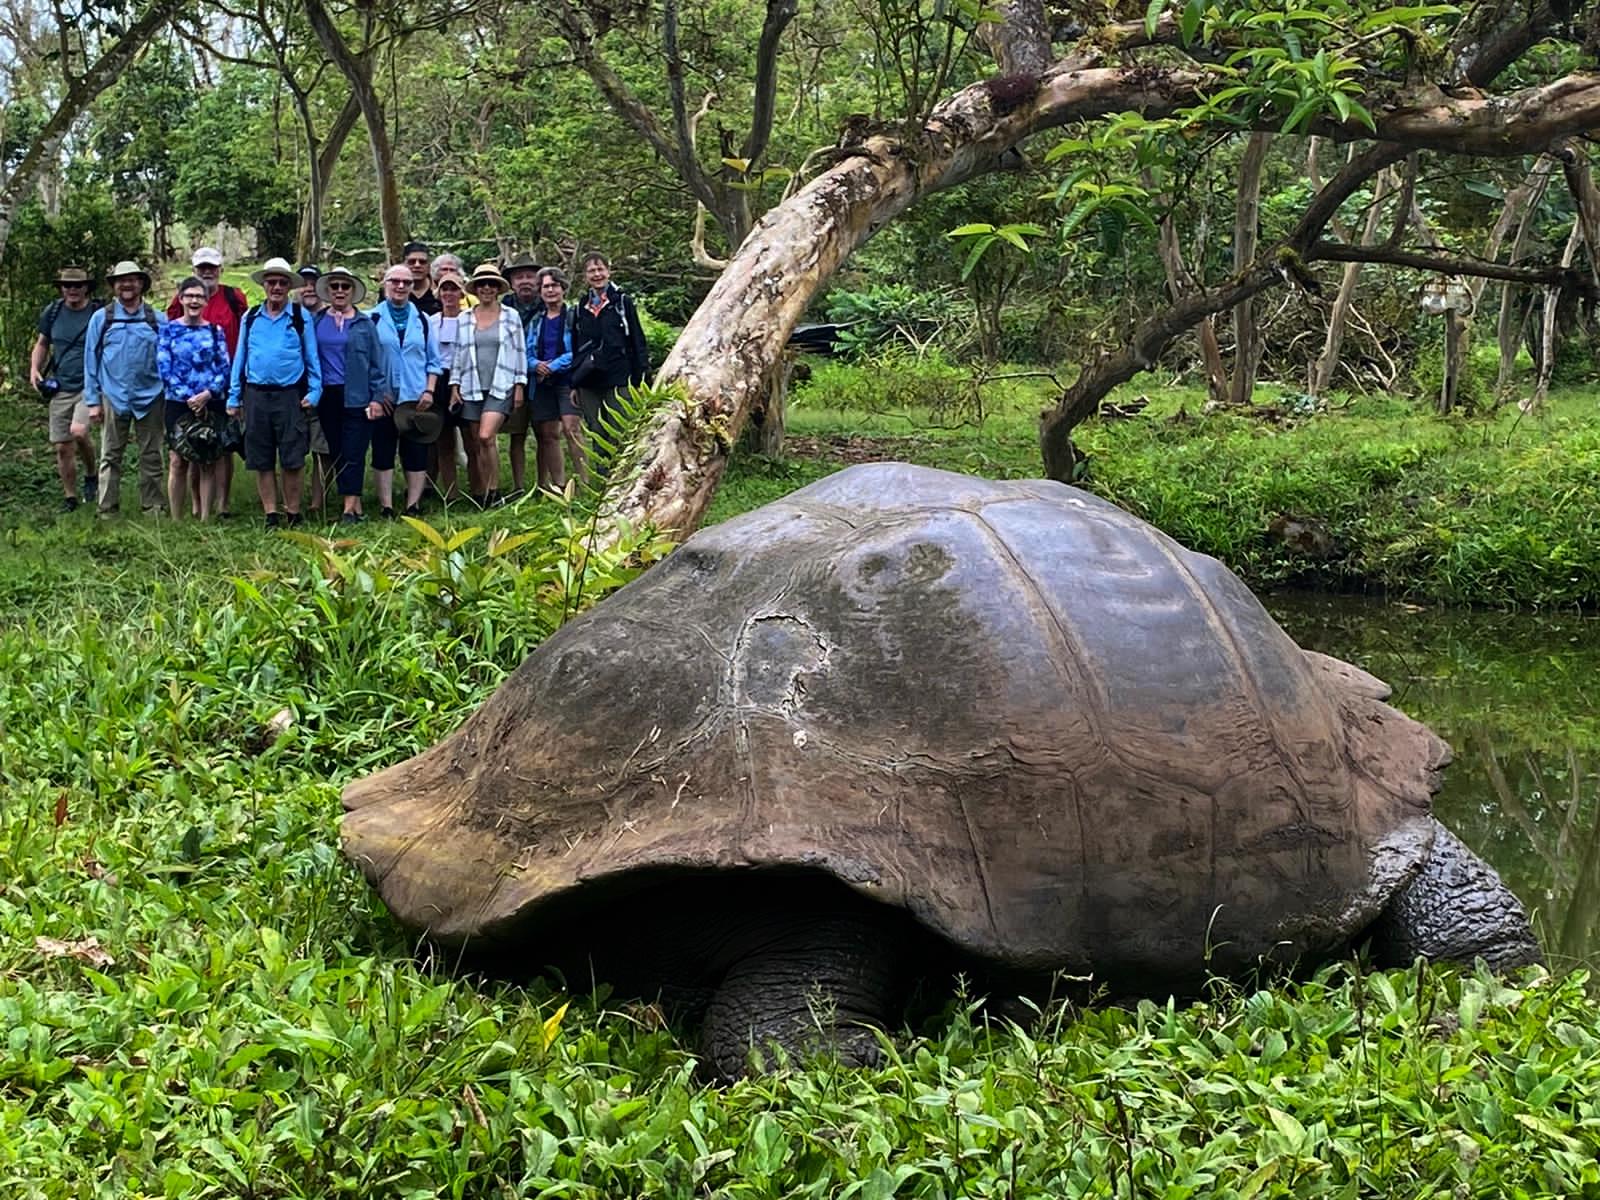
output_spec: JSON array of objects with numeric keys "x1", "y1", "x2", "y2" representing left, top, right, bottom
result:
[
  {"x1": 95, "y1": 301, "x2": 160, "y2": 360},
  {"x1": 222, "y1": 286, "x2": 247, "y2": 319},
  {"x1": 239, "y1": 303, "x2": 310, "y2": 390}
]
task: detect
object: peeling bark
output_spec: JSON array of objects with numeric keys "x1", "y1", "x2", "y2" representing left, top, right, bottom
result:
[
  {"x1": 1310, "y1": 170, "x2": 1393, "y2": 398},
  {"x1": 1496, "y1": 156, "x2": 1558, "y2": 396}
]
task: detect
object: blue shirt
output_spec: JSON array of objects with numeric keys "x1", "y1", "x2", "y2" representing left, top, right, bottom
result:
[
  {"x1": 228, "y1": 303, "x2": 322, "y2": 409},
  {"x1": 529, "y1": 310, "x2": 573, "y2": 376},
  {"x1": 156, "y1": 321, "x2": 230, "y2": 405},
  {"x1": 315, "y1": 310, "x2": 352, "y2": 387},
  {"x1": 369, "y1": 302, "x2": 443, "y2": 404},
  {"x1": 83, "y1": 302, "x2": 167, "y2": 418}
]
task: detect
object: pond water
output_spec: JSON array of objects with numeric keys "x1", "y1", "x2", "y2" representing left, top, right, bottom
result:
[{"x1": 1268, "y1": 593, "x2": 1600, "y2": 971}]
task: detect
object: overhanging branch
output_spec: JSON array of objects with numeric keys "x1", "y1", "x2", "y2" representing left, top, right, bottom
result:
[{"x1": 1309, "y1": 242, "x2": 1582, "y2": 288}]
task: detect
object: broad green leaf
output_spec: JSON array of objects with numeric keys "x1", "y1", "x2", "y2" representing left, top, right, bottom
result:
[
  {"x1": 402, "y1": 515, "x2": 447, "y2": 548},
  {"x1": 1145, "y1": 0, "x2": 1167, "y2": 37},
  {"x1": 947, "y1": 222, "x2": 998, "y2": 237}
]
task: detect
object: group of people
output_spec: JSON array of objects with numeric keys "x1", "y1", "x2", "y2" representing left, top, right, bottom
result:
[{"x1": 27, "y1": 243, "x2": 651, "y2": 524}]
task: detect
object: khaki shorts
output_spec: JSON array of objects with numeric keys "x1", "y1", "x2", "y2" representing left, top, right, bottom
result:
[
  {"x1": 47, "y1": 390, "x2": 92, "y2": 444},
  {"x1": 307, "y1": 409, "x2": 331, "y2": 456}
]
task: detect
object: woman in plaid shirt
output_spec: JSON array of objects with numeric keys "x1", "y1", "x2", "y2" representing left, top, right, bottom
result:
[{"x1": 451, "y1": 262, "x2": 528, "y2": 506}]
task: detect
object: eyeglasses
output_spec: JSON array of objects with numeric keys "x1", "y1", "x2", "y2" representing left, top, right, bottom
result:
[
  {"x1": 405, "y1": 257, "x2": 428, "y2": 268},
  {"x1": 264, "y1": 278, "x2": 291, "y2": 288},
  {"x1": 327, "y1": 281, "x2": 352, "y2": 291},
  {"x1": 181, "y1": 294, "x2": 206, "y2": 304},
  {"x1": 384, "y1": 276, "x2": 411, "y2": 286},
  {"x1": 195, "y1": 263, "x2": 220, "y2": 271}
]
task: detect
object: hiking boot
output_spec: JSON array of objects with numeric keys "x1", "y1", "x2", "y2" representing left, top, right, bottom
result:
[
  {"x1": 80, "y1": 477, "x2": 98, "y2": 505},
  {"x1": 61, "y1": 496, "x2": 79, "y2": 513},
  {"x1": 339, "y1": 511, "x2": 363, "y2": 526},
  {"x1": 264, "y1": 512, "x2": 282, "y2": 530},
  {"x1": 403, "y1": 503, "x2": 422, "y2": 518},
  {"x1": 380, "y1": 506, "x2": 397, "y2": 520},
  {"x1": 285, "y1": 511, "x2": 305, "y2": 528}
]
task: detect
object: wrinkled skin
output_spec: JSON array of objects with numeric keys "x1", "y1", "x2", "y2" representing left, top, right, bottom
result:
[{"x1": 343, "y1": 464, "x2": 1543, "y2": 1078}]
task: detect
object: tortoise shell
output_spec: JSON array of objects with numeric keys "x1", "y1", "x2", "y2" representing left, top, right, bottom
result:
[{"x1": 342, "y1": 464, "x2": 1447, "y2": 985}]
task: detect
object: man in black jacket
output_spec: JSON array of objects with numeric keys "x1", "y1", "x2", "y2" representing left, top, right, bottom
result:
[{"x1": 570, "y1": 252, "x2": 649, "y2": 438}]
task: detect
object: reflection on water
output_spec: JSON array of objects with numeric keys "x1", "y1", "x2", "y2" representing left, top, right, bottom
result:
[{"x1": 1268, "y1": 594, "x2": 1600, "y2": 970}]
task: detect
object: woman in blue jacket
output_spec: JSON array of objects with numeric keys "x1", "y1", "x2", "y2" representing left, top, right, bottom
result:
[
  {"x1": 314, "y1": 267, "x2": 389, "y2": 523},
  {"x1": 527, "y1": 267, "x2": 588, "y2": 492},
  {"x1": 371, "y1": 264, "x2": 444, "y2": 516}
]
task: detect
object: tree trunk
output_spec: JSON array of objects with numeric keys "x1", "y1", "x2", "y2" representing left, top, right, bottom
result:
[
  {"x1": 1151, "y1": 173, "x2": 1227, "y2": 404},
  {"x1": 1496, "y1": 156, "x2": 1557, "y2": 396},
  {"x1": 1310, "y1": 166, "x2": 1393, "y2": 397},
  {"x1": 1440, "y1": 308, "x2": 1466, "y2": 413},
  {"x1": 1526, "y1": 218, "x2": 1582, "y2": 413},
  {"x1": 296, "y1": 92, "x2": 363, "y2": 263},
  {"x1": 302, "y1": 0, "x2": 407, "y2": 262},
  {"x1": 1227, "y1": 133, "x2": 1272, "y2": 405}
]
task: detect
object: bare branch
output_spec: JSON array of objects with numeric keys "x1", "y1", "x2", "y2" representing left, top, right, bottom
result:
[
  {"x1": 742, "y1": 0, "x2": 798, "y2": 165},
  {"x1": 1308, "y1": 242, "x2": 1581, "y2": 287}
]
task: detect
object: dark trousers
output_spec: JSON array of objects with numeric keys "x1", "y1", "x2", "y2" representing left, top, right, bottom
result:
[
  {"x1": 317, "y1": 386, "x2": 346, "y2": 468},
  {"x1": 340, "y1": 408, "x2": 426, "y2": 498}
]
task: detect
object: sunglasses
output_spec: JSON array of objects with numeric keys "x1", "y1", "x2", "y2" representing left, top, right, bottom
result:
[
  {"x1": 327, "y1": 281, "x2": 353, "y2": 291},
  {"x1": 405, "y1": 258, "x2": 428, "y2": 267},
  {"x1": 59, "y1": 282, "x2": 87, "y2": 289}
]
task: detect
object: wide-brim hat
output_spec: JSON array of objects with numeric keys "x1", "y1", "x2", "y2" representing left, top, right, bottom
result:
[
  {"x1": 393, "y1": 402, "x2": 445, "y2": 445},
  {"x1": 251, "y1": 256, "x2": 297, "y2": 285},
  {"x1": 470, "y1": 261, "x2": 510, "y2": 291},
  {"x1": 501, "y1": 254, "x2": 539, "y2": 278},
  {"x1": 55, "y1": 265, "x2": 92, "y2": 286},
  {"x1": 315, "y1": 267, "x2": 367, "y2": 305},
  {"x1": 105, "y1": 260, "x2": 152, "y2": 290}
]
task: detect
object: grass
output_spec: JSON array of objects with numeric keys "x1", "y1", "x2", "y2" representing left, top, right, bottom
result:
[{"x1": 2, "y1": 367, "x2": 1599, "y2": 1195}]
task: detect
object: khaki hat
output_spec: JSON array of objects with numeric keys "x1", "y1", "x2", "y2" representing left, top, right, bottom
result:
[
  {"x1": 470, "y1": 261, "x2": 510, "y2": 291},
  {"x1": 192, "y1": 247, "x2": 224, "y2": 267},
  {"x1": 393, "y1": 402, "x2": 445, "y2": 445},
  {"x1": 315, "y1": 266, "x2": 368, "y2": 306},
  {"x1": 105, "y1": 260, "x2": 152, "y2": 291},
  {"x1": 251, "y1": 256, "x2": 297, "y2": 285},
  {"x1": 501, "y1": 255, "x2": 539, "y2": 278},
  {"x1": 55, "y1": 265, "x2": 92, "y2": 286}
]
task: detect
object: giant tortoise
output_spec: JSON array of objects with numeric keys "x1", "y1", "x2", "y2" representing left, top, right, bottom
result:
[{"x1": 343, "y1": 463, "x2": 1541, "y2": 1078}]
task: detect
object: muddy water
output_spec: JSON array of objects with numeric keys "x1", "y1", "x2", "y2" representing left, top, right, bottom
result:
[{"x1": 1269, "y1": 594, "x2": 1600, "y2": 970}]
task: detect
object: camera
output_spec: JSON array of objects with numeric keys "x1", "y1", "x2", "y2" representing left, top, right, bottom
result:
[{"x1": 36, "y1": 377, "x2": 60, "y2": 399}]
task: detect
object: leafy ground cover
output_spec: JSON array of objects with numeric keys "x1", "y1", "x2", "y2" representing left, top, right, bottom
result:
[{"x1": 3, "y1": 369, "x2": 1599, "y2": 1196}]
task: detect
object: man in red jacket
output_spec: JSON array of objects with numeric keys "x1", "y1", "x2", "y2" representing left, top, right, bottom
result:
[{"x1": 168, "y1": 247, "x2": 248, "y2": 355}]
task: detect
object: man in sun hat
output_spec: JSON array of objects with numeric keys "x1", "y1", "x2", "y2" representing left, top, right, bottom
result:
[
  {"x1": 228, "y1": 256, "x2": 321, "y2": 528},
  {"x1": 28, "y1": 265, "x2": 100, "y2": 512},
  {"x1": 83, "y1": 260, "x2": 167, "y2": 516}
]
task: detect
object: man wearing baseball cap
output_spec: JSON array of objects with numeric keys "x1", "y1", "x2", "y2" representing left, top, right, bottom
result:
[
  {"x1": 228, "y1": 257, "x2": 322, "y2": 528},
  {"x1": 169, "y1": 247, "x2": 248, "y2": 355},
  {"x1": 29, "y1": 266, "x2": 99, "y2": 511}
]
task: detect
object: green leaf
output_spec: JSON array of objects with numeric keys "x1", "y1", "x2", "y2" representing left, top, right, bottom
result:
[
  {"x1": 1180, "y1": 0, "x2": 1204, "y2": 43},
  {"x1": 1282, "y1": 95, "x2": 1322, "y2": 133},
  {"x1": 947, "y1": 222, "x2": 998, "y2": 237},
  {"x1": 1145, "y1": 0, "x2": 1167, "y2": 38}
]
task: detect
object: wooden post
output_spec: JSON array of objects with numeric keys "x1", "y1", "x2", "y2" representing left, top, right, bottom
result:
[{"x1": 1440, "y1": 308, "x2": 1466, "y2": 414}]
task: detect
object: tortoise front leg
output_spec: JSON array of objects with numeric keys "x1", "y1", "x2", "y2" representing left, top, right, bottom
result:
[{"x1": 700, "y1": 907, "x2": 902, "y2": 1080}]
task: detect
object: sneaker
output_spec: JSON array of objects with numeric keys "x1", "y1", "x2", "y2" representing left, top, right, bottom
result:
[
  {"x1": 403, "y1": 504, "x2": 422, "y2": 518},
  {"x1": 380, "y1": 506, "x2": 396, "y2": 520},
  {"x1": 216, "y1": 509, "x2": 233, "y2": 520},
  {"x1": 503, "y1": 489, "x2": 525, "y2": 503},
  {"x1": 486, "y1": 490, "x2": 505, "y2": 508},
  {"x1": 80, "y1": 477, "x2": 98, "y2": 505},
  {"x1": 265, "y1": 512, "x2": 282, "y2": 529},
  {"x1": 285, "y1": 512, "x2": 305, "y2": 528},
  {"x1": 60, "y1": 496, "x2": 79, "y2": 513},
  {"x1": 339, "y1": 511, "x2": 363, "y2": 526}
]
